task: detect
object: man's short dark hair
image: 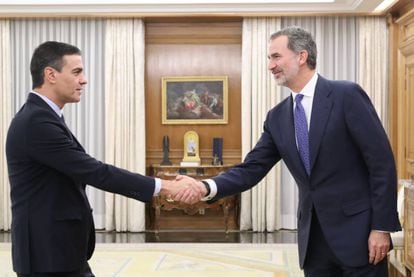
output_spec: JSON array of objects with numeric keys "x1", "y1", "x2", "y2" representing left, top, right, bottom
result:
[{"x1": 30, "y1": 41, "x2": 81, "y2": 89}]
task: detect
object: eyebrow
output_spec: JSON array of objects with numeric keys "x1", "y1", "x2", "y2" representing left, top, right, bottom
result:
[
  {"x1": 72, "y1": 67, "x2": 83, "y2": 73},
  {"x1": 268, "y1": 52, "x2": 280, "y2": 59}
]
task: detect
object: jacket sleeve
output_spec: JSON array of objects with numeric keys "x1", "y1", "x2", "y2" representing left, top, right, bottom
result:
[
  {"x1": 212, "y1": 113, "x2": 281, "y2": 200},
  {"x1": 26, "y1": 113, "x2": 155, "y2": 202},
  {"x1": 344, "y1": 84, "x2": 401, "y2": 232}
]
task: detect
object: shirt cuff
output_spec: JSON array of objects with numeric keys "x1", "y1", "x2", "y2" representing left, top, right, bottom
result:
[
  {"x1": 153, "y1": 178, "x2": 161, "y2": 196},
  {"x1": 201, "y1": 179, "x2": 217, "y2": 201}
]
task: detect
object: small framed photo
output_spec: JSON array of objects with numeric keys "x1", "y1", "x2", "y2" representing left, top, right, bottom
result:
[{"x1": 162, "y1": 76, "x2": 228, "y2": 125}]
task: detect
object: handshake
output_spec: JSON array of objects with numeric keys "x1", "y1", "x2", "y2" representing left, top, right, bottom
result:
[{"x1": 159, "y1": 175, "x2": 209, "y2": 204}]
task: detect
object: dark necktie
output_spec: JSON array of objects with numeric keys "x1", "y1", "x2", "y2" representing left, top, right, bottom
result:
[
  {"x1": 294, "y1": 94, "x2": 310, "y2": 175},
  {"x1": 60, "y1": 115, "x2": 72, "y2": 137}
]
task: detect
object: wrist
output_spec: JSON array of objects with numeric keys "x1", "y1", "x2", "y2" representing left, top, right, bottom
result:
[
  {"x1": 160, "y1": 179, "x2": 173, "y2": 196},
  {"x1": 201, "y1": 180, "x2": 211, "y2": 197}
]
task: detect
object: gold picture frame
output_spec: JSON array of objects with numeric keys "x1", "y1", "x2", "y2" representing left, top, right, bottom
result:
[{"x1": 162, "y1": 76, "x2": 228, "y2": 125}]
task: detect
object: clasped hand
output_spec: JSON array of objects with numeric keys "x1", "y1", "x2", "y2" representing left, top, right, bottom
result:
[{"x1": 159, "y1": 175, "x2": 206, "y2": 204}]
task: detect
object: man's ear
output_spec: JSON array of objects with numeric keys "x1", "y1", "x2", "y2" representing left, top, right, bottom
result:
[
  {"x1": 298, "y1": 50, "x2": 309, "y2": 66},
  {"x1": 44, "y1": 67, "x2": 57, "y2": 84}
]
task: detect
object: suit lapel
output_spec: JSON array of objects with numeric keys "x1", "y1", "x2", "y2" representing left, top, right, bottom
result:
[
  {"x1": 61, "y1": 119, "x2": 85, "y2": 152},
  {"x1": 69, "y1": 129, "x2": 85, "y2": 152},
  {"x1": 27, "y1": 93, "x2": 85, "y2": 152},
  {"x1": 309, "y1": 76, "x2": 333, "y2": 172}
]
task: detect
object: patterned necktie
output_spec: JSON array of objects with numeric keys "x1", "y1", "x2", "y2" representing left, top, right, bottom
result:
[{"x1": 294, "y1": 94, "x2": 310, "y2": 175}]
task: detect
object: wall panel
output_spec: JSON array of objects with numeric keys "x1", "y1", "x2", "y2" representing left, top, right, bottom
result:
[{"x1": 145, "y1": 21, "x2": 242, "y2": 167}]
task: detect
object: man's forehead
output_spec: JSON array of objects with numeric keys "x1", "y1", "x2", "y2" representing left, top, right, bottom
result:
[
  {"x1": 269, "y1": 35, "x2": 288, "y2": 47},
  {"x1": 62, "y1": 54, "x2": 82, "y2": 61},
  {"x1": 62, "y1": 54, "x2": 83, "y2": 67},
  {"x1": 268, "y1": 36, "x2": 289, "y2": 53}
]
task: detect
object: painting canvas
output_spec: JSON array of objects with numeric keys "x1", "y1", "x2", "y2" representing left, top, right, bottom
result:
[{"x1": 162, "y1": 76, "x2": 228, "y2": 124}]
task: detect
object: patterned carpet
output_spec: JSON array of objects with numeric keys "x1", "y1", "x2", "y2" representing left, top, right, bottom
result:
[{"x1": 0, "y1": 243, "x2": 303, "y2": 276}]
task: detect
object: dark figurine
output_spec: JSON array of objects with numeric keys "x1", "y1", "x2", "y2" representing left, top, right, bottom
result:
[
  {"x1": 161, "y1": 135, "x2": 172, "y2": 165},
  {"x1": 212, "y1": 138, "x2": 223, "y2": 165},
  {"x1": 212, "y1": 154, "x2": 222, "y2": 166}
]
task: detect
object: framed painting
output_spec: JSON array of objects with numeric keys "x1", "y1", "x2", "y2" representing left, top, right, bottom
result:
[{"x1": 162, "y1": 76, "x2": 228, "y2": 124}]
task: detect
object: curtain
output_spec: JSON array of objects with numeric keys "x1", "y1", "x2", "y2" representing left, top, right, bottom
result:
[
  {"x1": 240, "y1": 18, "x2": 282, "y2": 232},
  {"x1": 104, "y1": 19, "x2": 147, "y2": 232},
  {"x1": 9, "y1": 18, "x2": 107, "y2": 228},
  {"x1": 0, "y1": 20, "x2": 12, "y2": 231},
  {"x1": 357, "y1": 17, "x2": 388, "y2": 127}
]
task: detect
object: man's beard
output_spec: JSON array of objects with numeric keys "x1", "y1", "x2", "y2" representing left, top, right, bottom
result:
[
  {"x1": 274, "y1": 63, "x2": 299, "y2": 87},
  {"x1": 275, "y1": 75, "x2": 287, "y2": 86}
]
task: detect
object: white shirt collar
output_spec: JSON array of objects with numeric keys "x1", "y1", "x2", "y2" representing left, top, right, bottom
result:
[
  {"x1": 30, "y1": 91, "x2": 63, "y2": 118},
  {"x1": 290, "y1": 72, "x2": 318, "y2": 100},
  {"x1": 289, "y1": 72, "x2": 318, "y2": 130}
]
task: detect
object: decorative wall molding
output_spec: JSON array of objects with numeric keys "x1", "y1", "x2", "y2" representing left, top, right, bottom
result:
[{"x1": 0, "y1": 0, "x2": 388, "y2": 17}]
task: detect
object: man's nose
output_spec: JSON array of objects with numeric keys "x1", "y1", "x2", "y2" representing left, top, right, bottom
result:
[{"x1": 267, "y1": 60, "x2": 274, "y2": 70}]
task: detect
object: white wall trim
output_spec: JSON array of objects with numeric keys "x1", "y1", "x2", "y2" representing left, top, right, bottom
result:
[{"x1": 0, "y1": 0, "x2": 386, "y2": 16}]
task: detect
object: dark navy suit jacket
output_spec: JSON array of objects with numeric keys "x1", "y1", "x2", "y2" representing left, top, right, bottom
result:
[
  {"x1": 6, "y1": 93, "x2": 155, "y2": 274},
  {"x1": 211, "y1": 75, "x2": 401, "y2": 268}
]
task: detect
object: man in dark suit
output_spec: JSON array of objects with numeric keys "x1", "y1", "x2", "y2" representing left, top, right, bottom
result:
[
  {"x1": 177, "y1": 26, "x2": 401, "y2": 276},
  {"x1": 6, "y1": 41, "x2": 201, "y2": 276}
]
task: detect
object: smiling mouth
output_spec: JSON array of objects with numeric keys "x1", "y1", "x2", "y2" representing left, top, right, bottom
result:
[{"x1": 273, "y1": 71, "x2": 283, "y2": 77}]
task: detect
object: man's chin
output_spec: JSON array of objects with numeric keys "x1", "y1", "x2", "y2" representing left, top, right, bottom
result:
[{"x1": 274, "y1": 77, "x2": 286, "y2": 86}]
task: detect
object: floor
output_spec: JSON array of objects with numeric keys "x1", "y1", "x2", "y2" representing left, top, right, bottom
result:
[
  {"x1": 0, "y1": 229, "x2": 297, "y2": 244},
  {"x1": 0, "y1": 242, "x2": 303, "y2": 277}
]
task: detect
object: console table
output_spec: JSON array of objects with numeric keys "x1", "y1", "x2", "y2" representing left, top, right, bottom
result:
[{"x1": 150, "y1": 164, "x2": 238, "y2": 233}]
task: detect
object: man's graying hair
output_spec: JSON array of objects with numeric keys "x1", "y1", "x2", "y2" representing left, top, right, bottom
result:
[{"x1": 270, "y1": 26, "x2": 317, "y2": 70}]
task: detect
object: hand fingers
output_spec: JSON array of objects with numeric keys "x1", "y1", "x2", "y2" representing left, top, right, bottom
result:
[
  {"x1": 368, "y1": 248, "x2": 386, "y2": 265},
  {"x1": 175, "y1": 176, "x2": 197, "y2": 188},
  {"x1": 173, "y1": 185, "x2": 192, "y2": 201},
  {"x1": 173, "y1": 189, "x2": 187, "y2": 202},
  {"x1": 166, "y1": 178, "x2": 205, "y2": 203},
  {"x1": 174, "y1": 187, "x2": 196, "y2": 203},
  {"x1": 186, "y1": 177, "x2": 200, "y2": 187},
  {"x1": 183, "y1": 187, "x2": 202, "y2": 204},
  {"x1": 189, "y1": 181, "x2": 203, "y2": 196},
  {"x1": 372, "y1": 250, "x2": 387, "y2": 265},
  {"x1": 368, "y1": 231, "x2": 390, "y2": 264},
  {"x1": 186, "y1": 188, "x2": 202, "y2": 204}
]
